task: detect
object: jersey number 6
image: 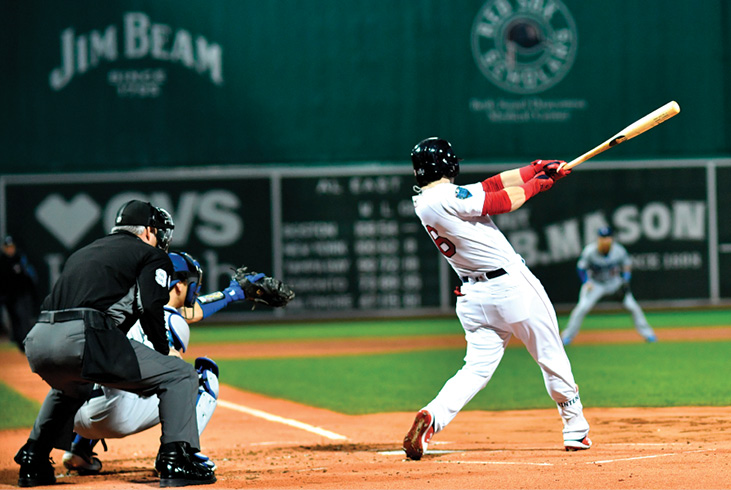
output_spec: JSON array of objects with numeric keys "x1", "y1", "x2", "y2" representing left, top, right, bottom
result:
[{"x1": 426, "y1": 225, "x2": 456, "y2": 258}]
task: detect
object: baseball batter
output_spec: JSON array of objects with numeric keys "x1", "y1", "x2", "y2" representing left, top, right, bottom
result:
[
  {"x1": 402, "y1": 137, "x2": 591, "y2": 460},
  {"x1": 561, "y1": 227, "x2": 656, "y2": 345}
]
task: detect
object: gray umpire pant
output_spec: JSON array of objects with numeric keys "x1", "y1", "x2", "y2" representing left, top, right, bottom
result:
[{"x1": 23, "y1": 313, "x2": 200, "y2": 452}]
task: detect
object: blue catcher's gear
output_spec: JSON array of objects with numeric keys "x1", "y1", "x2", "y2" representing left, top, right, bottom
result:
[
  {"x1": 168, "y1": 251, "x2": 202, "y2": 307},
  {"x1": 195, "y1": 357, "x2": 219, "y2": 434}
]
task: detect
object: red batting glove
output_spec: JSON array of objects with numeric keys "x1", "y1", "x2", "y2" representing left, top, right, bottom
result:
[
  {"x1": 532, "y1": 159, "x2": 563, "y2": 173},
  {"x1": 542, "y1": 160, "x2": 572, "y2": 181},
  {"x1": 521, "y1": 172, "x2": 554, "y2": 199},
  {"x1": 520, "y1": 159, "x2": 564, "y2": 182}
]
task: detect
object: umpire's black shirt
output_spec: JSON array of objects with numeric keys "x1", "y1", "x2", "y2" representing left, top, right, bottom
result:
[{"x1": 42, "y1": 231, "x2": 173, "y2": 354}]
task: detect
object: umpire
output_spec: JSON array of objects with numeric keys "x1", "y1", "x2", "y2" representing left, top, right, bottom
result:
[{"x1": 14, "y1": 200, "x2": 216, "y2": 488}]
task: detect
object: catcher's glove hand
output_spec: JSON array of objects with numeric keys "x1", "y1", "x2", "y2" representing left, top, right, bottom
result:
[{"x1": 232, "y1": 266, "x2": 295, "y2": 308}]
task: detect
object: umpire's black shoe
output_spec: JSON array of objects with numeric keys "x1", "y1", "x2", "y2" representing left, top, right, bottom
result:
[
  {"x1": 15, "y1": 442, "x2": 56, "y2": 487},
  {"x1": 155, "y1": 442, "x2": 216, "y2": 488}
]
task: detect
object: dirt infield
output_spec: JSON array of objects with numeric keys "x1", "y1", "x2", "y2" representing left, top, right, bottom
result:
[{"x1": 1, "y1": 328, "x2": 730, "y2": 489}]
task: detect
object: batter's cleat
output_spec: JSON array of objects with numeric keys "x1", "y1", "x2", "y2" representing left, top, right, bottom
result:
[
  {"x1": 564, "y1": 436, "x2": 592, "y2": 451},
  {"x1": 62, "y1": 436, "x2": 102, "y2": 475},
  {"x1": 15, "y1": 442, "x2": 56, "y2": 487},
  {"x1": 645, "y1": 335, "x2": 657, "y2": 343},
  {"x1": 403, "y1": 409, "x2": 435, "y2": 460},
  {"x1": 155, "y1": 442, "x2": 216, "y2": 487}
]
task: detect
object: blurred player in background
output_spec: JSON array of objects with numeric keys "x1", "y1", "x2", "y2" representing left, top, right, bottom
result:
[
  {"x1": 0, "y1": 235, "x2": 40, "y2": 351},
  {"x1": 561, "y1": 226, "x2": 656, "y2": 345},
  {"x1": 402, "y1": 137, "x2": 591, "y2": 461},
  {"x1": 63, "y1": 250, "x2": 259, "y2": 475}
]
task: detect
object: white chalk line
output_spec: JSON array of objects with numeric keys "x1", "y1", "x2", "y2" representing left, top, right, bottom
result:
[
  {"x1": 218, "y1": 399, "x2": 348, "y2": 441},
  {"x1": 600, "y1": 442, "x2": 690, "y2": 446},
  {"x1": 586, "y1": 448, "x2": 714, "y2": 464},
  {"x1": 378, "y1": 446, "x2": 715, "y2": 467},
  {"x1": 438, "y1": 460, "x2": 554, "y2": 466}
]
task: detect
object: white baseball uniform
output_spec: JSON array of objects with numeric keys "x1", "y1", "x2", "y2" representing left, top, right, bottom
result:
[
  {"x1": 414, "y1": 181, "x2": 589, "y2": 441},
  {"x1": 72, "y1": 306, "x2": 218, "y2": 440},
  {"x1": 561, "y1": 241, "x2": 655, "y2": 344}
]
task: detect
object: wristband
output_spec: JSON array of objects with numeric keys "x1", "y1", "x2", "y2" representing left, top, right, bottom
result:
[
  {"x1": 519, "y1": 164, "x2": 537, "y2": 182},
  {"x1": 577, "y1": 269, "x2": 588, "y2": 284},
  {"x1": 196, "y1": 292, "x2": 229, "y2": 319}
]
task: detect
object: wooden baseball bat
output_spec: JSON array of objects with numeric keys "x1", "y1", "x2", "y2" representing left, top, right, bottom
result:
[{"x1": 560, "y1": 101, "x2": 681, "y2": 171}]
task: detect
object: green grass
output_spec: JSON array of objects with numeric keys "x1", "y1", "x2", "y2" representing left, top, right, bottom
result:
[
  {"x1": 2, "y1": 308, "x2": 729, "y2": 428},
  {"x1": 0, "y1": 382, "x2": 41, "y2": 429},
  {"x1": 191, "y1": 308, "x2": 731, "y2": 344},
  {"x1": 217, "y1": 340, "x2": 731, "y2": 414}
]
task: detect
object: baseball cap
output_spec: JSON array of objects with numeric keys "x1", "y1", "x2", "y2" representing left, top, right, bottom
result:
[
  {"x1": 114, "y1": 200, "x2": 174, "y2": 230},
  {"x1": 2, "y1": 235, "x2": 13, "y2": 246},
  {"x1": 598, "y1": 226, "x2": 614, "y2": 237},
  {"x1": 115, "y1": 200, "x2": 157, "y2": 227}
]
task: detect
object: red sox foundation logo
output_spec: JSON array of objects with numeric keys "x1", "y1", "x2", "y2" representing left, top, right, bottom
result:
[{"x1": 471, "y1": 0, "x2": 578, "y2": 94}]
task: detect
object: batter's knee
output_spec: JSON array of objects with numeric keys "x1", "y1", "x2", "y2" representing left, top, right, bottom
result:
[{"x1": 462, "y1": 358, "x2": 499, "y2": 380}]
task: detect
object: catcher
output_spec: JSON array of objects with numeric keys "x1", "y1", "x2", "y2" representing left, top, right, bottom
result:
[{"x1": 62, "y1": 253, "x2": 294, "y2": 475}]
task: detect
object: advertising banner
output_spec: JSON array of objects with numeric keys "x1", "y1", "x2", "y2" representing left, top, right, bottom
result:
[{"x1": 3, "y1": 175, "x2": 272, "y2": 315}]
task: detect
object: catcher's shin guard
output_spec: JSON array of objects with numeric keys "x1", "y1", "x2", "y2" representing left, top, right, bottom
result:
[{"x1": 195, "y1": 357, "x2": 219, "y2": 434}]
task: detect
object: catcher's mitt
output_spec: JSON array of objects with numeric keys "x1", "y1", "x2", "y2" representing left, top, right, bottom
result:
[{"x1": 232, "y1": 266, "x2": 295, "y2": 308}]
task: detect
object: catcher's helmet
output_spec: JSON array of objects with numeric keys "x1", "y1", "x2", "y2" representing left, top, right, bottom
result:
[
  {"x1": 411, "y1": 137, "x2": 460, "y2": 187},
  {"x1": 169, "y1": 251, "x2": 202, "y2": 307},
  {"x1": 114, "y1": 200, "x2": 175, "y2": 251}
]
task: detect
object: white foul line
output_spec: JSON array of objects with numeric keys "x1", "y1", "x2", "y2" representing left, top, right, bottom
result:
[
  {"x1": 218, "y1": 399, "x2": 348, "y2": 441},
  {"x1": 587, "y1": 449, "x2": 714, "y2": 464},
  {"x1": 438, "y1": 460, "x2": 554, "y2": 466}
]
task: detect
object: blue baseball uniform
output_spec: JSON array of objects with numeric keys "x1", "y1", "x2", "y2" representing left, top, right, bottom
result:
[{"x1": 562, "y1": 241, "x2": 656, "y2": 345}]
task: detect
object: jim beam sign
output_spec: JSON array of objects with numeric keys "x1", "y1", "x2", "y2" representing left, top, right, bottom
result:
[{"x1": 49, "y1": 12, "x2": 224, "y2": 97}]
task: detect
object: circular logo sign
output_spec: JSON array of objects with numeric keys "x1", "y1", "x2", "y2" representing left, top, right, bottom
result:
[{"x1": 471, "y1": 0, "x2": 578, "y2": 94}]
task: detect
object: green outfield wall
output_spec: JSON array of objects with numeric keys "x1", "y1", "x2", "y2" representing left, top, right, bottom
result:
[
  {"x1": 3, "y1": 1, "x2": 730, "y2": 318},
  {"x1": 2, "y1": 0, "x2": 729, "y2": 173}
]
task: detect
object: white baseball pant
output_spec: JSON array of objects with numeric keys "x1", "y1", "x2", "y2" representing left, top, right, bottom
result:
[{"x1": 424, "y1": 260, "x2": 590, "y2": 441}]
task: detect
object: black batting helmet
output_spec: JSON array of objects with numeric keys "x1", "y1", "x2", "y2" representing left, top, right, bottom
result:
[{"x1": 411, "y1": 137, "x2": 460, "y2": 187}]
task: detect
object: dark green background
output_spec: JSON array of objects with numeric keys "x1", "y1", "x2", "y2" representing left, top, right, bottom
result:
[{"x1": 2, "y1": 1, "x2": 727, "y2": 172}]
